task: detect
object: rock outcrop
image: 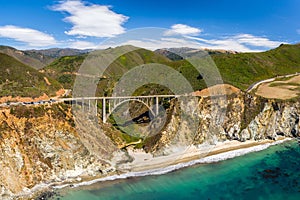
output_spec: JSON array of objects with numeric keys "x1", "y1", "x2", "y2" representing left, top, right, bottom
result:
[
  {"x1": 0, "y1": 104, "x2": 121, "y2": 199},
  {"x1": 145, "y1": 92, "x2": 300, "y2": 155}
]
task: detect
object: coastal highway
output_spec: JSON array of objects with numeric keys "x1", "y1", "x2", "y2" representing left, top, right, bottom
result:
[
  {"x1": 0, "y1": 90, "x2": 72, "y2": 107},
  {"x1": 246, "y1": 72, "x2": 299, "y2": 93},
  {"x1": 0, "y1": 99, "x2": 58, "y2": 107},
  {"x1": 0, "y1": 94, "x2": 183, "y2": 108}
]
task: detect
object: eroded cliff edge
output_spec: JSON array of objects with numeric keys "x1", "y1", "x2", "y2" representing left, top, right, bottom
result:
[
  {"x1": 0, "y1": 92, "x2": 299, "y2": 199},
  {"x1": 145, "y1": 92, "x2": 300, "y2": 155}
]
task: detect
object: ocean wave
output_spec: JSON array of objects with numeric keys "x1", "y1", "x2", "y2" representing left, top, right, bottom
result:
[{"x1": 54, "y1": 138, "x2": 292, "y2": 189}]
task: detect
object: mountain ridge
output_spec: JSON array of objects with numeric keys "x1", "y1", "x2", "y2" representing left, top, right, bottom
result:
[
  {"x1": 0, "y1": 45, "x2": 90, "y2": 69},
  {"x1": 43, "y1": 43, "x2": 300, "y2": 93}
]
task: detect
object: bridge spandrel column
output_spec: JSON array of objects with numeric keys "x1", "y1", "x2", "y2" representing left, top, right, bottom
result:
[
  {"x1": 95, "y1": 100, "x2": 98, "y2": 116},
  {"x1": 82, "y1": 98, "x2": 85, "y2": 111},
  {"x1": 102, "y1": 98, "x2": 107, "y2": 123},
  {"x1": 108, "y1": 100, "x2": 111, "y2": 113},
  {"x1": 155, "y1": 96, "x2": 159, "y2": 116}
]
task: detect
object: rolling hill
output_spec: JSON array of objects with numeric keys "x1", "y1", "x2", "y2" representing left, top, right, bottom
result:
[
  {"x1": 156, "y1": 44, "x2": 300, "y2": 90},
  {"x1": 44, "y1": 43, "x2": 300, "y2": 96},
  {"x1": 212, "y1": 43, "x2": 300, "y2": 90},
  {"x1": 0, "y1": 52, "x2": 62, "y2": 98},
  {"x1": 43, "y1": 46, "x2": 206, "y2": 96}
]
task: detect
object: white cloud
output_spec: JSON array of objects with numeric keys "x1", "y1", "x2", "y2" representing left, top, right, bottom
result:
[
  {"x1": 185, "y1": 34, "x2": 283, "y2": 52},
  {"x1": 199, "y1": 38, "x2": 253, "y2": 52},
  {"x1": 52, "y1": 0, "x2": 128, "y2": 38},
  {"x1": 233, "y1": 34, "x2": 282, "y2": 48},
  {"x1": 69, "y1": 40, "x2": 97, "y2": 49},
  {"x1": 164, "y1": 24, "x2": 202, "y2": 36},
  {"x1": 99, "y1": 33, "x2": 283, "y2": 52},
  {"x1": 0, "y1": 25, "x2": 57, "y2": 47},
  {"x1": 163, "y1": 25, "x2": 282, "y2": 51},
  {"x1": 98, "y1": 37, "x2": 202, "y2": 50}
]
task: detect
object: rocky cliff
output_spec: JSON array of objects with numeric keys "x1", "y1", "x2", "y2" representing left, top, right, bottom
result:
[
  {"x1": 0, "y1": 104, "x2": 124, "y2": 199},
  {"x1": 144, "y1": 92, "x2": 300, "y2": 155},
  {"x1": 0, "y1": 92, "x2": 299, "y2": 199}
]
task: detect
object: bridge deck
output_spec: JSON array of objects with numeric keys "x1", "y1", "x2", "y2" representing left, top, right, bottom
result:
[{"x1": 59, "y1": 94, "x2": 189, "y2": 102}]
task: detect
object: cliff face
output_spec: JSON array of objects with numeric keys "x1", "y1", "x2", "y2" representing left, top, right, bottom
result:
[
  {"x1": 145, "y1": 92, "x2": 300, "y2": 155},
  {"x1": 0, "y1": 93, "x2": 299, "y2": 198},
  {"x1": 0, "y1": 104, "x2": 118, "y2": 199}
]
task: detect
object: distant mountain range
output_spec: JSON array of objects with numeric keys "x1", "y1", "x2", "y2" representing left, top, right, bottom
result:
[
  {"x1": 0, "y1": 45, "x2": 90, "y2": 69},
  {"x1": 1, "y1": 43, "x2": 300, "y2": 98},
  {"x1": 27, "y1": 48, "x2": 91, "y2": 59},
  {"x1": 155, "y1": 47, "x2": 238, "y2": 60}
]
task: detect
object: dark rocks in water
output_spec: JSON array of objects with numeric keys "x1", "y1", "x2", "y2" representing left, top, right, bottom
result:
[
  {"x1": 283, "y1": 172, "x2": 290, "y2": 177},
  {"x1": 35, "y1": 190, "x2": 60, "y2": 200},
  {"x1": 259, "y1": 168, "x2": 281, "y2": 179}
]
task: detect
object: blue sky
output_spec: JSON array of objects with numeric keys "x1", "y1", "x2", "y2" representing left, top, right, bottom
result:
[{"x1": 0, "y1": 0, "x2": 299, "y2": 51}]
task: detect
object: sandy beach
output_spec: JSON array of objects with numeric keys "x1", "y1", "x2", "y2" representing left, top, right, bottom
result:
[{"x1": 119, "y1": 138, "x2": 286, "y2": 172}]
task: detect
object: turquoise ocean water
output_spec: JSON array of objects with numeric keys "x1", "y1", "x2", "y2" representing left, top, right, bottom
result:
[{"x1": 52, "y1": 140, "x2": 300, "y2": 200}]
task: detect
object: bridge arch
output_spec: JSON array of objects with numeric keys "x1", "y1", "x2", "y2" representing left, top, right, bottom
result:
[{"x1": 106, "y1": 98, "x2": 156, "y2": 120}]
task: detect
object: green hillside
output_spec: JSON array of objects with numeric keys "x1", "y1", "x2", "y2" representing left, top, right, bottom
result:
[
  {"x1": 44, "y1": 47, "x2": 206, "y2": 96},
  {"x1": 212, "y1": 43, "x2": 300, "y2": 90},
  {"x1": 44, "y1": 44, "x2": 300, "y2": 94},
  {"x1": 43, "y1": 55, "x2": 86, "y2": 89},
  {"x1": 0, "y1": 53, "x2": 62, "y2": 97}
]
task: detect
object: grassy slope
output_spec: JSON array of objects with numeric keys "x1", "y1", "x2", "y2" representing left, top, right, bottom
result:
[
  {"x1": 0, "y1": 53, "x2": 62, "y2": 97},
  {"x1": 44, "y1": 47, "x2": 206, "y2": 95},
  {"x1": 212, "y1": 44, "x2": 300, "y2": 90},
  {"x1": 45, "y1": 44, "x2": 300, "y2": 93},
  {"x1": 43, "y1": 55, "x2": 86, "y2": 89}
]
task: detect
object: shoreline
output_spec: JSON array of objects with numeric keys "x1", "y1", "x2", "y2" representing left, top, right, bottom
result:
[
  {"x1": 14, "y1": 137, "x2": 293, "y2": 199},
  {"x1": 52, "y1": 137, "x2": 292, "y2": 190}
]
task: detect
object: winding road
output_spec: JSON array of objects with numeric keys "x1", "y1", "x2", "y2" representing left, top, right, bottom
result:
[{"x1": 246, "y1": 72, "x2": 299, "y2": 93}]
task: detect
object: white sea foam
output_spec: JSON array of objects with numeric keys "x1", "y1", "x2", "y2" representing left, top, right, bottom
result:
[{"x1": 54, "y1": 138, "x2": 292, "y2": 189}]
